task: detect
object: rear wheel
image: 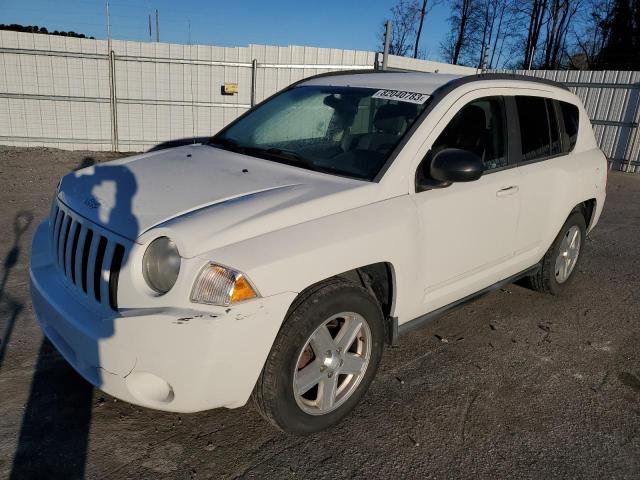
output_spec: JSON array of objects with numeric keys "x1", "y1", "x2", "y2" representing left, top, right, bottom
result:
[
  {"x1": 528, "y1": 211, "x2": 587, "y2": 294},
  {"x1": 252, "y1": 279, "x2": 384, "y2": 434}
]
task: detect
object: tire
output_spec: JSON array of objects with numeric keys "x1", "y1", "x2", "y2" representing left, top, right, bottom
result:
[
  {"x1": 252, "y1": 278, "x2": 385, "y2": 434},
  {"x1": 528, "y1": 211, "x2": 587, "y2": 295}
]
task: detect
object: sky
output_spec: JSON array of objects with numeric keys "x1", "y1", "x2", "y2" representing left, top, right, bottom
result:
[{"x1": 0, "y1": 0, "x2": 452, "y2": 60}]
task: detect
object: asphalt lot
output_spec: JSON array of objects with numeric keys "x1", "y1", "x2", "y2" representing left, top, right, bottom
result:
[{"x1": 0, "y1": 145, "x2": 639, "y2": 479}]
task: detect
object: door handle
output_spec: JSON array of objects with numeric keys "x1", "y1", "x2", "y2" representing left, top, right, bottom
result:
[{"x1": 496, "y1": 185, "x2": 519, "y2": 197}]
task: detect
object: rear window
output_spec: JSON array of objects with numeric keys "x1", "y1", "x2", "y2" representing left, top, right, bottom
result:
[
  {"x1": 516, "y1": 96, "x2": 550, "y2": 161},
  {"x1": 560, "y1": 101, "x2": 580, "y2": 152},
  {"x1": 547, "y1": 99, "x2": 562, "y2": 156},
  {"x1": 516, "y1": 96, "x2": 563, "y2": 162}
]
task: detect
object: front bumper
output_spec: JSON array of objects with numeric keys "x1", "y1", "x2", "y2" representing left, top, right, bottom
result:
[{"x1": 30, "y1": 221, "x2": 296, "y2": 412}]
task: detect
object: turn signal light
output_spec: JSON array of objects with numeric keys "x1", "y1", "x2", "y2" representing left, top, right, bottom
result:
[{"x1": 190, "y1": 263, "x2": 258, "y2": 306}]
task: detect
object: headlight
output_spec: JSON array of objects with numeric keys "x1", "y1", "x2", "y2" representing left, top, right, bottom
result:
[
  {"x1": 143, "y1": 236, "x2": 181, "y2": 294},
  {"x1": 190, "y1": 263, "x2": 259, "y2": 306}
]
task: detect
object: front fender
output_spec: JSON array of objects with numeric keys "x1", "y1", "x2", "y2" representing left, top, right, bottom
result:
[{"x1": 195, "y1": 195, "x2": 422, "y2": 323}]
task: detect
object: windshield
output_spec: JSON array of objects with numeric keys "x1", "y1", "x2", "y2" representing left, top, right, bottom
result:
[{"x1": 210, "y1": 85, "x2": 430, "y2": 181}]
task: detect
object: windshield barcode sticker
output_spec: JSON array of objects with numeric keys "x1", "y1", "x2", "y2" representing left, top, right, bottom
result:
[{"x1": 372, "y1": 89, "x2": 429, "y2": 104}]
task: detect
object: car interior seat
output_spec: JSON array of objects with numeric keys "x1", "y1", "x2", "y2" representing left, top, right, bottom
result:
[
  {"x1": 443, "y1": 104, "x2": 488, "y2": 160},
  {"x1": 357, "y1": 103, "x2": 418, "y2": 153}
]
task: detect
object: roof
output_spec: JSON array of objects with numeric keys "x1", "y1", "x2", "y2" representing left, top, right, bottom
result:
[
  {"x1": 300, "y1": 71, "x2": 463, "y2": 95},
  {"x1": 298, "y1": 70, "x2": 569, "y2": 96}
]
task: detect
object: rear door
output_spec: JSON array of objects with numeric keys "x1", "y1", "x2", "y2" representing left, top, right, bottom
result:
[{"x1": 511, "y1": 94, "x2": 568, "y2": 267}]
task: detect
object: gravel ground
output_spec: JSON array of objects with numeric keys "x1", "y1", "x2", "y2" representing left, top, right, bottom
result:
[{"x1": 0, "y1": 145, "x2": 638, "y2": 480}]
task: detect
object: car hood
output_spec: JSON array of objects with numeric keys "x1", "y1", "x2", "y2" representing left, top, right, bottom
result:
[{"x1": 58, "y1": 144, "x2": 377, "y2": 256}]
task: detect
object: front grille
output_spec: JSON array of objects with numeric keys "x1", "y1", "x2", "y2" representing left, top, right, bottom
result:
[{"x1": 50, "y1": 201, "x2": 126, "y2": 311}]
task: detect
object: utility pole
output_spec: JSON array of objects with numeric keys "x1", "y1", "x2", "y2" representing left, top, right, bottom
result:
[
  {"x1": 148, "y1": 14, "x2": 152, "y2": 41},
  {"x1": 413, "y1": 0, "x2": 427, "y2": 59},
  {"x1": 105, "y1": 0, "x2": 117, "y2": 151},
  {"x1": 155, "y1": 9, "x2": 160, "y2": 42},
  {"x1": 105, "y1": 0, "x2": 112, "y2": 52},
  {"x1": 527, "y1": 46, "x2": 535, "y2": 70},
  {"x1": 382, "y1": 20, "x2": 391, "y2": 70},
  {"x1": 188, "y1": 19, "x2": 195, "y2": 141},
  {"x1": 481, "y1": 43, "x2": 490, "y2": 72}
]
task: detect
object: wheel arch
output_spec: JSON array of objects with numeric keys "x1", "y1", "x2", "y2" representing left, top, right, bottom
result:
[
  {"x1": 287, "y1": 262, "x2": 397, "y2": 344},
  {"x1": 538, "y1": 198, "x2": 597, "y2": 267},
  {"x1": 576, "y1": 198, "x2": 597, "y2": 230}
]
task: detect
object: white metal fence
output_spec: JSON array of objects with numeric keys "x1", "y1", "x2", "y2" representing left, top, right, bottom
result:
[
  {"x1": 0, "y1": 32, "x2": 374, "y2": 151},
  {"x1": 500, "y1": 70, "x2": 640, "y2": 173},
  {"x1": 0, "y1": 31, "x2": 473, "y2": 152},
  {"x1": 1, "y1": 31, "x2": 638, "y2": 173}
]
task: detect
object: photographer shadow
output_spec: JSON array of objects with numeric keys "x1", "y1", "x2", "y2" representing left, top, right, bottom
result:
[{"x1": 11, "y1": 156, "x2": 138, "y2": 479}]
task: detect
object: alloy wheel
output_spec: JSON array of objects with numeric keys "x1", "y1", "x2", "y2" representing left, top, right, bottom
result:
[
  {"x1": 555, "y1": 225, "x2": 581, "y2": 283},
  {"x1": 293, "y1": 312, "x2": 372, "y2": 415}
]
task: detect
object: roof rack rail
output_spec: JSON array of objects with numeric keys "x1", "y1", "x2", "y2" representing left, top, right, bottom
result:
[
  {"x1": 294, "y1": 70, "x2": 569, "y2": 92},
  {"x1": 449, "y1": 72, "x2": 569, "y2": 91}
]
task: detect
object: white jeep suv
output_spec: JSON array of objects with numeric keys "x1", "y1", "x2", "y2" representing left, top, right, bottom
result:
[{"x1": 30, "y1": 72, "x2": 607, "y2": 433}]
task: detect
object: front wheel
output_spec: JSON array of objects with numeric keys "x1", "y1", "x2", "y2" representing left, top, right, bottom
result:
[{"x1": 252, "y1": 279, "x2": 385, "y2": 434}]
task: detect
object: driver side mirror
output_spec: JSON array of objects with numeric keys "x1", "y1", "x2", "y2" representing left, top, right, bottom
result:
[{"x1": 416, "y1": 148, "x2": 484, "y2": 192}]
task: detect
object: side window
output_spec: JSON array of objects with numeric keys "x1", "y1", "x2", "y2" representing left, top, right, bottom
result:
[
  {"x1": 430, "y1": 96, "x2": 508, "y2": 171},
  {"x1": 516, "y1": 96, "x2": 552, "y2": 161},
  {"x1": 516, "y1": 96, "x2": 566, "y2": 161},
  {"x1": 547, "y1": 99, "x2": 562, "y2": 156},
  {"x1": 559, "y1": 101, "x2": 579, "y2": 152}
]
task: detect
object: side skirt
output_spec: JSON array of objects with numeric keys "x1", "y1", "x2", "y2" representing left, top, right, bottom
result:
[{"x1": 397, "y1": 264, "x2": 541, "y2": 338}]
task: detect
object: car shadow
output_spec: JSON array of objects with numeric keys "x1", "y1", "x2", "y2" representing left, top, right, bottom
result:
[{"x1": 10, "y1": 155, "x2": 138, "y2": 479}]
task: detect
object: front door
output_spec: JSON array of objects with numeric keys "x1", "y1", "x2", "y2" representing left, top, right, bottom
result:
[{"x1": 412, "y1": 95, "x2": 521, "y2": 313}]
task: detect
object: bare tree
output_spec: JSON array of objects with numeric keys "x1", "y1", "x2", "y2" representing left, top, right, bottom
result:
[
  {"x1": 522, "y1": 0, "x2": 549, "y2": 68},
  {"x1": 540, "y1": 0, "x2": 583, "y2": 68},
  {"x1": 414, "y1": 0, "x2": 428, "y2": 58},
  {"x1": 488, "y1": 0, "x2": 516, "y2": 68},
  {"x1": 571, "y1": 0, "x2": 615, "y2": 68},
  {"x1": 379, "y1": 0, "x2": 421, "y2": 56},
  {"x1": 442, "y1": 0, "x2": 519, "y2": 68},
  {"x1": 379, "y1": 0, "x2": 439, "y2": 58},
  {"x1": 470, "y1": 0, "x2": 517, "y2": 68},
  {"x1": 441, "y1": 0, "x2": 476, "y2": 64},
  {"x1": 437, "y1": 0, "x2": 600, "y2": 69}
]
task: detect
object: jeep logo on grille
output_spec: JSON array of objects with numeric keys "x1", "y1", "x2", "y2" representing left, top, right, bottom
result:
[{"x1": 84, "y1": 197, "x2": 101, "y2": 209}]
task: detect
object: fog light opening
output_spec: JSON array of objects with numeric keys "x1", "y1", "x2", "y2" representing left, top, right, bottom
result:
[{"x1": 126, "y1": 371, "x2": 174, "y2": 404}]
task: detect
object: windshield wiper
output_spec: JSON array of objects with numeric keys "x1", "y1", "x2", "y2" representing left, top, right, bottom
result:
[
  {"x1": 208, "y1": 136, "x2": 243, "y2": 153},
  {"x1": 260, "y1": 147, "x2": 321, "y2": 172},
  {"x1": 209, "y1": 140, "x2": 322, "y2": 173}
]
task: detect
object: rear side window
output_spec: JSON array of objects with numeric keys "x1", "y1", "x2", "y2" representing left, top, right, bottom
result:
[
  {"x1": 547, "y1": 99, "x2": 562, "y2": 156},
  {"x1": 560, "y1": 101, "x2": 579, "y2": 152},
  {"x1": 516, "y1": 96, "x2": 561, "y2": 162}
]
